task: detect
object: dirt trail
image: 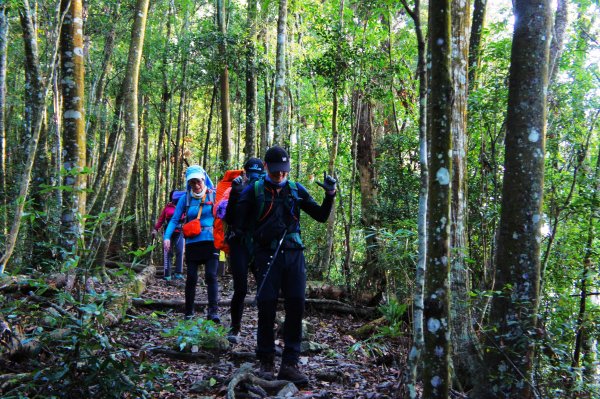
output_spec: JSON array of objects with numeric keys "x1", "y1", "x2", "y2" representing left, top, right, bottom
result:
[{"x1": 121, "y1": 273, "x2": 407, "y2": 398}]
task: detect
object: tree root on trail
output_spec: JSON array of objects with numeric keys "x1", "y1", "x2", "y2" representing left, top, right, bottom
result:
[
  {"x1": 147, "y1": 346, "x2": 218, "y2": 362},
  {"x1": 226, "y1": 363, "x2": 296, "y2": 399},
  {"x1": 132, "y1": 297, "x2": 376, "y2": 318}
]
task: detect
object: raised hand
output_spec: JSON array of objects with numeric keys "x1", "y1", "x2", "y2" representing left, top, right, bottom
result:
[{"x1": 316, "y1": 172, "x2": 336, "y2": 193}]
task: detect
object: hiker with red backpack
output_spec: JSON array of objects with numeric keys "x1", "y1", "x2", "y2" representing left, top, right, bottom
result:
[
  {"x1": 233, "y1": 146, "x2": 336, "y2": 386},
  {"x1": 152, "y1": 190, "x2": 185, "y2": 281},
  {"x1": 163, "y1": 165, "x2": 221, "y2": 323},
  {"x1": 221, "y1": 157, "x2": 264, "y2": 343}
]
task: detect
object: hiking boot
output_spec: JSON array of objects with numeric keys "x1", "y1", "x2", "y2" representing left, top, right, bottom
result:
[
  {"x1": 174, "y1": 273, "x2": 184, "y2": 280},
  {"x1": 227, "y1": 326, "x2": 240, "y2": 344},
  {"x1": 163, "y1": 275, "x2": 172, "y2": 281},
  {"x1": 256, "y1": 359, "x2": 275, "y2": 380},
  {"x1": 278, "y1": 363, "x2": 308, "y2": 386},
  {"x1": 207, "y1": 313, "x2": 221, "y2": 324}
]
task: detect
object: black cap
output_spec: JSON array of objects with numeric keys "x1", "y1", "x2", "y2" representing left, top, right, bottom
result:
[
  {"x1": 264, "y1": 146, "x2": 291, "y2": 173},
  {"x1": 243, "y1": 157, "x2": 264, "y2": 173}
]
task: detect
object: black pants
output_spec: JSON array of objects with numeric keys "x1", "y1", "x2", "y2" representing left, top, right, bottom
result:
[
  {"x1": 229, "y1": 238, "x2": 253, "y2": 331},
  {"x1": 255, "y1": 248, "x2": 306, "y2": 365},
  {"x1": 185, "y1": 255, "x2": 219, "y2": 318}
]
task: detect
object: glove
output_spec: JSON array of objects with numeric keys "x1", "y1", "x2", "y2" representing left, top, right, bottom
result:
[
  {"x1": 231, "y1": 176, "x2": 244, "y2": 194},
  {"x1": 316, "y1": 172, "x2": 336, "y2": 193}
]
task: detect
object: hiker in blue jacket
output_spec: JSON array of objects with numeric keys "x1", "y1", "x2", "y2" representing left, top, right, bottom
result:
[
  {"x1": 163, "y1": 165, "x2": 221, "y2": 322},
  {"x1": 224, "y1": 157, "x2": 264, "y2": 343},
  {"x1": 234, "y1": 146, "x2": 336, "y2": 385}
]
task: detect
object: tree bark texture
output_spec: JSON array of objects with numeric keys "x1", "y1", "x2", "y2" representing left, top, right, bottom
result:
[
  {"x1": 481, "y1": 1, "x2": 551, "y2": 397},
  {"x1": 86, "y1": 1, "x2": 120, "y2": 183},
  {"x1": 0, "y1": 1, "x2": 48, "y2": 272},
  {"x1": 244, "y1": 0, "x2": 258, "y2": 159},
  {"x1": 423, "y1": 0, "x2": 452, "y2": 397},
  {"x1": 0, "y1": 6, "x2": 7, "y2": 238},
  {"x1": 93, "y1": 0, "x2": 150, "y2": 271},
  {"x1": 468, "y1": 0, "x2": 487, "y2": 89},
  {"x1": 217, "y1": 0, "x2": 232, "y2": 167},
  {"x1": 353, "y1": 92, "x2": 383, "y2": 295},
  {"x1": 450, "y1": 0, "x2": 483, "y2": 389},
  {"x1": 60, "y1": 0, "x2": 87, "y2": 253},
  {"x1": 273, "y1": 0, "x2": 287, "y2": 145},
  {"x1": 548, "y1": 0, "x2": 568, "y2": 86}
]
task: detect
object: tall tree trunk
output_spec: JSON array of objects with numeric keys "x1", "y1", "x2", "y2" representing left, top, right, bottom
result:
[
  {"x1": 480, "y1": 1, "x2": 551, "y2": 398},
  {"x1": 217, "y1": 0, "x2": 232, "y2": 167},
  {"x1": 141, "y1": 95, "x2": 150, "y2": 237},
  {"x1": 399, "y1": 2, "x2": 427, "y2": 395},
  {"x1": 244, "y1": 0, "x2": 258, "y2": 159},
  {"x1": 273, "y1": 0, "x2": 287, "y2": 145},
  {"x1": 0, "y1": 1, "x2": 50, "y2": 272},
  {"x1": 468, "y1": 0, "x2": 487, "y2": 89},
  {"x1": 423, "y1": 0, "x2": 452, "y2": 397},
  {"x1": 151, "y1": 1, "x2": 174, "y2": 224},
  {"x1": 354, "y1": 92, "x2": 383, "y2": 294},
  {"x1": 174, "y1": 5, "x2": 190, "y2": 182},
  {"x1": 86, "y1": 0, "x2": 120, "y2": 183},
  {"x1": 92, "y1": 0, "x2": 149, "y2": 274},
  {"x1": 60, "y1": 0, "x2": 86, "y2": 253},
  {"x1": 204, "y1": 82, "x2": 218, "y2": 168},
  {"x1": 450, "y1": 0, "x2": 483, "y2": 390},
  {"x1": 0, "y1": 6, "x2": 8, "y2": 238},
  {"x1": 571, "y1": 143, "x2": 599, "y2": 390},
  {"x1": 548, "y1": 0, "x2": 568, "y2": 85}
]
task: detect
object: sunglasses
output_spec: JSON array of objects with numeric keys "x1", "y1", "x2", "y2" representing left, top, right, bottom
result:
[{"x1": 189, "y1": 179, "x2": 204, "y2": 186}]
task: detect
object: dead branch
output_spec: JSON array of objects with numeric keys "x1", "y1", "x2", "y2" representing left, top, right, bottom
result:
[{"x1": 132, "y1": 297, "x2": 376, "y2": 318}]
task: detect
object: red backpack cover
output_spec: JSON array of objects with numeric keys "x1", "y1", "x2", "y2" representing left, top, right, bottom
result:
[{"x1": 213, "y1": 169, "x2": 243, "y2": 253}]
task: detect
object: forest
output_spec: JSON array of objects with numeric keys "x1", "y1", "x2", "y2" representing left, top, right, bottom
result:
[{"x1": 0, "y1": 0, "x2": 598, "y2": 398}]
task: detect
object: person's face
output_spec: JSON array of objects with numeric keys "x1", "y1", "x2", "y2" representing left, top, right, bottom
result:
[
  {"x1": 266, "y1": 165, "x2": 288, "y2": 184},
  {"x1": 189, "y1": 178, "x2": 205, "y2": 194}
]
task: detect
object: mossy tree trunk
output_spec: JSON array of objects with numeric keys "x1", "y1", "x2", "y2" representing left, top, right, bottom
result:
[
  {"x1": 217, "y1": 0, "x2": 232, "y2": 167},
  {"x1": 244, "y1": 0, "x2": 258, "y2": 159},
  {"x1": 423, "y1": 0, "x2": 452, "y2": 397},
  {"x1": 479, "y1": 1, "x2": 551, "y2": 397},
  {"x1": 272, "y1": 0, "x2": 287, "y2": 146},
  {"x1": 60, "y1": 0, "x2": 87, "y2": 254},
  {"x1": 92, "y1": 0, "x2": 150, "y2": 275},
  {"x1": 0, "y1": 6, "x2": 8, "y2": 239},
  {"x1": 0, "y1": 1, "x2": 48, "y2": 272}
]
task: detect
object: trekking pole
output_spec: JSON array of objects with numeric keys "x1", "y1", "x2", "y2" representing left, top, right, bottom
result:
[{"x1": 252, "y1": 229, "x2": 288, "y2": 307}]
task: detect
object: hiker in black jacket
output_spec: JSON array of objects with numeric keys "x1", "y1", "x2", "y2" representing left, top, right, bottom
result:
[
  {"x1": 234, "y1": 146, "x2": 336, "y2": 386},
  {"x1": 224, "y1": 157, "x2": 264, "y2": 343}
]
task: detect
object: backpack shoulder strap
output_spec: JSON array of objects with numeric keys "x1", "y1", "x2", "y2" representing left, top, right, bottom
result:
[
  {"x1": 185, "y1": 190, "x2": 191, "y2": 222},
  {"x1": 288, "y1": 180, "x2": 299, "y2": 201},
  {"x1": 254, "y1": 180, "x2": 265, "y2": 220}
]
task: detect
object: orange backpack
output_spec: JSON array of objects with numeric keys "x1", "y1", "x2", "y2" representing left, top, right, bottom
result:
[{"x1": 213, "y1": 169, "x2": 243, "y2": 254}]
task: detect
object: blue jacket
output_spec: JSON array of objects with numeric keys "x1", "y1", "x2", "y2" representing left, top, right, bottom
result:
[{"x1": 164, "y1": 190, "x2": 216, "y2": 244}]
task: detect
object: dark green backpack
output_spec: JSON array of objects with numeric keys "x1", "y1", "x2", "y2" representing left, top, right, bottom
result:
[{"x1": 254, "y1": 179, "x2": 300, "y2": 222}]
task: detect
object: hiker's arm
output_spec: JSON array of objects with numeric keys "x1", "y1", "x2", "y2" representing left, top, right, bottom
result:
[
  {"x1": 154, "y1": 207, "x2": 167, "y2": 230},
  {"x1": 164, "y1": 197, "x2": 185, "y2": 241},
  {"x1": 297, "y1": 183, "x2": 335, "y2": 223}
]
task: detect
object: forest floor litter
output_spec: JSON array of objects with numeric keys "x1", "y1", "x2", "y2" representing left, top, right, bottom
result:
[{"x1": 121, "y1": 269, "x2": 410, "y2": 398}]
